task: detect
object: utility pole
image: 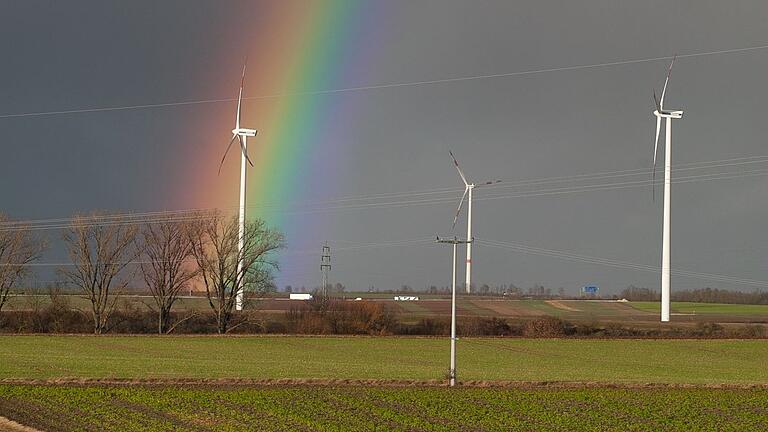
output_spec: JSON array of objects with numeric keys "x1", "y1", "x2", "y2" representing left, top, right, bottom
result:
[
  {"x1": 320, "y1": 242, "x2": 331, "y2": 297},
  {"x1": 436, "y1": 235, "x2": 472, "y2": 387}
]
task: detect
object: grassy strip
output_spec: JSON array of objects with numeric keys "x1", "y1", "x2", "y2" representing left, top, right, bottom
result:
[
  {"x1": 629, "y1": 301, "x2": 768, "y2": 315},
  {"x1": 1, "y1": 385, "x2": 767, "y2": 431},
  {"x1": 1, "y1": 336, "x2": 766, "y2": 385}
]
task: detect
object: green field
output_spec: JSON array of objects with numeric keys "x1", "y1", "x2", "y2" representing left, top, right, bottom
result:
[
  {"x1": 1, "y1": 336, "x2": 766, "y2": 431},
  {"x1": 1, "y1": 336, "x2": 766, "y2": 384},
  {"x1": 1, "y1": 385, "x2": 767, "y2": 431},
  {"x1": 629, "y1": 301, "x2": 768, "y2": 316}
]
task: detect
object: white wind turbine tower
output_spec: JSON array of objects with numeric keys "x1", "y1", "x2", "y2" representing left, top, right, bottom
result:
[
  {"x1": 651, "y1": 56, "x2": 683, "y2": 322},
  {"x1": 219, "y1": 62, "x2": 257, "y2": 311},
  {"x1": 450, "y1": 151, "x2": 500, "y2": 293}
]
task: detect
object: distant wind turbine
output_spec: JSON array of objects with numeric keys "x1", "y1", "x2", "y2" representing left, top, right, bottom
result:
[
  {"x1": 219, "y1": 62, "x2": 258, "y2": 311},
  {"x1": 651, "y1": 56, "x2": 683, "y2": 322},
  {"x1": 450, "y1": 151, "x2": 501, "y2": 294}
]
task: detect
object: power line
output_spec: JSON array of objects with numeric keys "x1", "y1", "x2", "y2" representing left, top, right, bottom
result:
[
  {"x1": 1, "y1": 161, "x2": 766, "y2": 233},
  {"x1": 245, "y1": 154, "x2": 768, "y2": 211},
  {"x1": 1, "y1": 237, "x2": 434, "y2": 267},
  {"x1": 481, "y1": 155, "x2": 768, "y2": 192},
  {"x1": 7, "y1": 232, "x2": 762, "y2": 291},
  {"x1": 474, "y1": 168, "x2": 768, "y2": 204},
  {"x1": 2, "y1": 154, "x2": 764, "y2": 230},
  {"x1": 0, "y1": 211, "x2": 229, "y2": 233},
  {"x1": 287, "y1": 154, "x2": 768, "y2": 209},
  {"x1": 476, "y1": 239, "x2": 768, "y2": 288},
  {"x1": 3, "y1": 43, "x2": 768, "y2": 120},
  {"x1": 0, "y1": 210, "x2": 222, "y2": 232},
  {"x1": 271, "y1": 168, "x2": 768, "y2": 217}
]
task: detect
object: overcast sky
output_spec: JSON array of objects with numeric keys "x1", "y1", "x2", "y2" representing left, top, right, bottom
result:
[{"x1": 1, "y1": 1, "x2": 766, "y2": 294}]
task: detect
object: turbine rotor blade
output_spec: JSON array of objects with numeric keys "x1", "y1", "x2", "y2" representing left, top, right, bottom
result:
[
  {"x1": 452, "y1": 187, "x2": 469, "y2": 229},
  {"x1": 236, "y1": 61, "x2": 247, "y2": 130},
  {"x1": 659, "y1": 54, "x2": 676, "y2": 110},
  {"x1": 474, "y1": 179, "x2": 502, "y2": 189},
  {"x1": 653, "y1": 90, "x2": 661, "y2": 113},
  {"x1": 218, "y1": 134, "x2": 239, "y2": 175},
  {"x1": 652, "y1": 116, "x2": 662, "y2": 201},
  {"x1": 449, "y1": 151, "x2": 469, "y2": 186},
  {"x1": 235, "y1": 93, "x2": 243, "y2": 131},
  {"x1": 239, "y1": 135, "x2": 254, "y2": 167},
  {"x1": 241, "y1": 60, "x2": 247, "y2": 89}
]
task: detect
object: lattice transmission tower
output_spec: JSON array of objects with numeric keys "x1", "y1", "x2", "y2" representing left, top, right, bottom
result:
[{"x1": 320, "y1": 242, "x2": 331, "y2": 297}]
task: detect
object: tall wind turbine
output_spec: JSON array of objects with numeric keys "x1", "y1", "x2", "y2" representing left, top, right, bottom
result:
[
  {"x1": 219, "y1": 62, "x2": 257, "y2": 311},
  {"x1": 450, "y1": 151, "x2": 500, "y2": 293},
  {"x1": 651, "y1": 56, "x2": 683, "y2": 322}
]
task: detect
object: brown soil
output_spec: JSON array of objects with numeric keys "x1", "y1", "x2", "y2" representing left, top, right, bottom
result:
[
  {"x1": 476, "y1": 302, "x2": 546, "y2": 317},
  {"x1": 1, "y1": 378, "x2": 766, "y2": 390},
  {"x1": 0, "y1": 416, "x2": 41, "y2": 432},
  {"x1": 545, "y1": 300, "x2": 581, "y2": 312}
]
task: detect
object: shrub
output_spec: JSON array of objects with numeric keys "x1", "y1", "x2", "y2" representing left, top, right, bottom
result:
[
  {"x1": 523, "y1": 316, "x2": 567, "y2": 337},
  {"x1": 695, "y1": 322, "x2": 725, "y2": 337},
  {"x1": 283, "y1": 300, "x2": 398, "y2": 335},
  {"x1": 732, "y1": 324, "x2": 765, "y2": 338},
  {"x1": 459, "y1": 317, "x2": 516, "y2": 336}
]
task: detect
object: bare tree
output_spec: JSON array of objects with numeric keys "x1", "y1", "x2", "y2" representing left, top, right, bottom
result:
[
  {"x1": 60, "y1": 213, "x2": 140, "y2": 334},
  {"x1": 138, "y1": 217, "x2": 198, "y2": 333},
  {"x1": 0, "y1": 214, "x2": 45, "y2": 312},
  {"x1": 188, "y1": 212, "x2": 284, "y2": 333}
]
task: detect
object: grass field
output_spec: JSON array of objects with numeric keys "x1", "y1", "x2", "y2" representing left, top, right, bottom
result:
[
  {"x1": 629, "y1": 301, "x2": 768, "y2": 316},
  {"x1": 0, "y1": 385, "x2": 767, "y2": 431},
  {"x1": 386, "y1": 299, "x2": 768, "y2": 325},
  {"x1": 0, "y1": 336, "x2": 766, "y2": 384},
  {"x1": 1, "y1": 336, "x2": 766, "y2": 431}
]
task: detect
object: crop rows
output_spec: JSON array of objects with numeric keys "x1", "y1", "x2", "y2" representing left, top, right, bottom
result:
[
  {"x1": 1, "y1": 385, "x2": 767, "y2": 431},
  {"x1": 2, "y1": 336, "x2": 767, "y2": 385}
]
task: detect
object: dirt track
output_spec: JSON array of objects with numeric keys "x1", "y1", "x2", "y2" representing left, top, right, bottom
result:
[
  {"x1": 2, "y1": 378, "x2": 767, "y2": 390},
  {"x1": 0, "y1": 416, "x2": 40, "y2": 432},
  {"x1": 545, "y1": 300, "x2": 582, "y2": 312}
]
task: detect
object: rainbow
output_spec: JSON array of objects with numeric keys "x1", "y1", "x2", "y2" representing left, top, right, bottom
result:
[{"x1": 183, "y1": 1, "x2": 378, "y2": 287}]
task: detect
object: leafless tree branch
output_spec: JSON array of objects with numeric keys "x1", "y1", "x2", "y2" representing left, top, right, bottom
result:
[
  {"x1": 59, "y1": 212, "x2": 140, "y2": 334},
  {"x1": 0, "y1": 214, "x2": 46, "y2": 312},
  {"x1": 188, "y1": 211, "x2": 284, "y2": 333},
  {"x1": 138, "y1": 216, "x2": 199, "y2": 333}
]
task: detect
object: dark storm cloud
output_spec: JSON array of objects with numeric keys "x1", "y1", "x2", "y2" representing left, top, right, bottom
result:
[{"x1": 1, "y1": 0, "x2": 766, "y2": 293}]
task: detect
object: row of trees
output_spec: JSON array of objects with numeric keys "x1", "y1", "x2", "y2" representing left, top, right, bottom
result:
[
  {"x1": 620, "y1": 285, "x2": 768, "y2": 304},
  {"x1": 0, "y1": 212, "x2": 283, "y2": 334},
  {"x1": 374, "y1": 284, "x2": 569, "y2": 298}
]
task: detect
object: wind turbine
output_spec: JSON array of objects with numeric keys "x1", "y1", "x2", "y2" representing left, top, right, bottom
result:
[
  {"x1": 219, "y1": 62, "x2": 257, "y2": 311},
  {"x1": 651, "y1": 56, "x2": 683, "y2": 322},
  {"x1": 450, "y1": 151, "x2": 500, "y2": 294}
]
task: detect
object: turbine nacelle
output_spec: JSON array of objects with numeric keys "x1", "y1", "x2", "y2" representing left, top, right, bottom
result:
[
  {"x1": 233, "y1": 128, "x2": 258, "y2": 137},
  {"x1": 653, "y1": 110, "x2": 683, "y2": 119},
  {"x1": 219, "y1": 61, "x2": 257, "y2": 174},
  {"x1": 449, "y1": 150, "x2": 501, "y2": 228}
]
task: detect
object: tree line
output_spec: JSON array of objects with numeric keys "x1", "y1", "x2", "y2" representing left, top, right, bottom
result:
[
  {"x1": 0, "y1": 211, "x2": 283, "y2": 334},
  {"x1": 620, "y1": 285, "x2": 768, "y2": 304}
]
